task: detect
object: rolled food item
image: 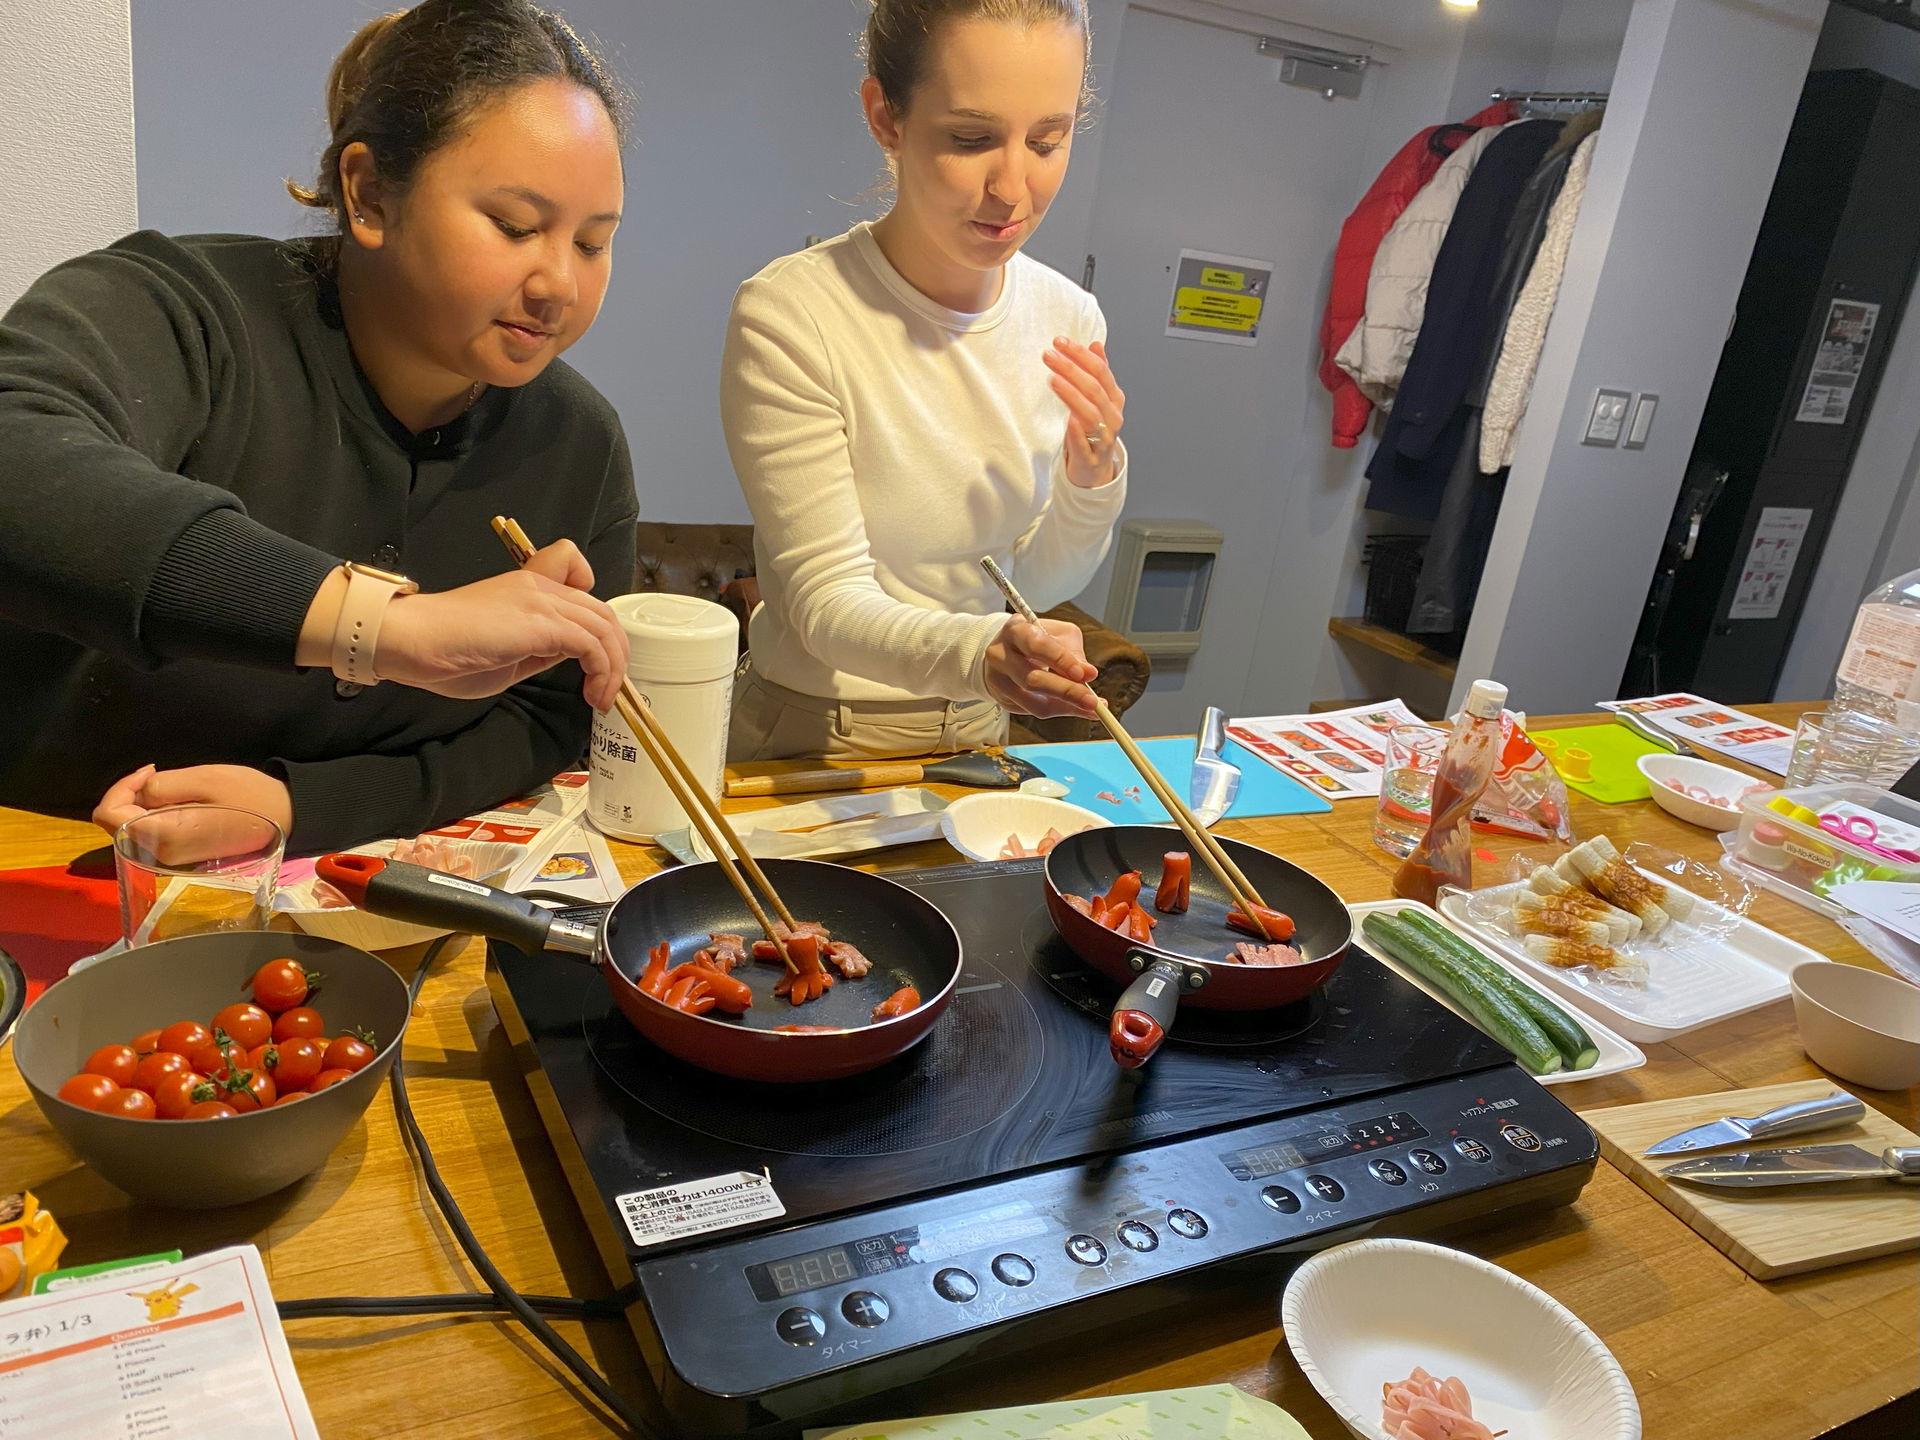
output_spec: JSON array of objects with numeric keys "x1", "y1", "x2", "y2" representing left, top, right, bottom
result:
[
  {"x1": 1515, "y1": 884, "x2": 1637, "y2": 945},
  {"x1": 1564, "y1": 836, "x2": 1674, "y2": 936}
]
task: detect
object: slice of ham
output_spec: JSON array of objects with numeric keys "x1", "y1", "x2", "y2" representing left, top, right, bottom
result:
[
  {"x1": 1229, "y1": 941, "x2": 1306, "y2": 967},
  {"x1": 824, "y1": 940, "x2": 872, "y2": 979}
]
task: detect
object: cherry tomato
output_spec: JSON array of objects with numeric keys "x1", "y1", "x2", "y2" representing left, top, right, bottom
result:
[
  {"x1": 58, "y1": 1073, "x2": 120, "y2": 1111},
  {"x1": 230, "y1": 1069, "x2": 276, "y2": 1112},
  {"x1": 131, "y1": 1051, "x2": 192, "y2": 1095},
  {"x1": 271, "y1": 1006, "x2": 325, "y2": 1042},
  {"x1": 266, "y1": 1037, "x2": 324, "y2": 1093},
  {"x1": 309, "y1": 1068, "x2": 354, "y2": 1093},
  {"x1": 99, "y1": 1087, "x2": 157, "y2": 1120},
  {"x1": 131, "y1": 1028, "x2": 164, "y2": 1056},
  {"x1": 272, "y1": 1091, "x2": 309, "y2": 1106},
  {"x1": 213, "y1": 1003, "x2": 273, "y2": 1050},
  {"x1": 250, "y1": 958, "x2": 314, "y2": 1013},
  {"x1": 324, "y1": 1032, "x2": 377, "y2": 1075},
  {"x1": 83, "y1": 1044, "x2": 139, "y2": 1088},
  {"x1": 158, "y1": 1020, "x2": 212, "y2": 1058},
  {"x1": 153, "y1": 1070, "x2": 206, "y2": 1120},
  {"x1": 185, "y1": 1032, "x2": 238, "y2": 1077},
  {"x1": 184, "y1": 1100, "x2": 237, "y2": 1120}
]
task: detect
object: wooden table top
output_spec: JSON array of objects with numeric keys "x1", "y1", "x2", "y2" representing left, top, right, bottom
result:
[{"x1": 2, "y1": 703, "x2": 1914, "y2": 1438}]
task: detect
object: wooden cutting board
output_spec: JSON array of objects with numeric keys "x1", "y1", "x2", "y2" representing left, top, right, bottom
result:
[{"x1": 1588, "y1": 1080, "x2": 1920, "y2": 1279}]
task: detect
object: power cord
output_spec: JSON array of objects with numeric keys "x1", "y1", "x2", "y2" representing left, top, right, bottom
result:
[{"x1": 277, "y1": 933, "x2": 670, "y2": 1438}]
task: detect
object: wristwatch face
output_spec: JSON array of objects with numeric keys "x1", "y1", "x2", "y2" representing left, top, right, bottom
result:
[{"x1": 343, "y1": 561, "x2": 417, "y2": 592}]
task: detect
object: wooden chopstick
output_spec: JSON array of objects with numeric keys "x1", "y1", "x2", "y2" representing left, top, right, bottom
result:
[
  {"x1": 492, "y1": 517, "x2": 800, "y2": 968},
  {"x1": 978, "y1": 558, "x2": 1280, "y2": 941}
]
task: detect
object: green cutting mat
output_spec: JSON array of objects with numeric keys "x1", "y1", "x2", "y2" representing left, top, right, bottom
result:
[{"x1": 1532, "y1": 723, "x2": 1665, "y2": 804}]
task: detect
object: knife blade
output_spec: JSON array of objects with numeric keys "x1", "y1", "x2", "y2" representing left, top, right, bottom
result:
[
  {"x1": 1189, "y1": 707, "x2": 1240, "y2": 828},
  {"x1": 1660, "y1": 1144, "x2": 1920, "y2": 1188},
  {"x1": 1641, "y1": 1092, "x2": 1865, "y2": 1156}
]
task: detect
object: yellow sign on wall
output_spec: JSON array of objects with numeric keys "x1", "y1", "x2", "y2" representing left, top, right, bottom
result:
[{"x1": 1167, "y1": 248, "x2": 1272, "y2": 347}]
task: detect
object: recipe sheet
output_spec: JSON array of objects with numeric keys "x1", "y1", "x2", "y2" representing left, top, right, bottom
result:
[
  {"x1": 1599, "y1": 693, "x2": 1794, "y2": 774},
  {"x1": 0, "y1": 1245, "x2": 317, "y2": 1439},
  {"x1": 1226, "y1": 701, "x2": 1424, "y2": 799}
]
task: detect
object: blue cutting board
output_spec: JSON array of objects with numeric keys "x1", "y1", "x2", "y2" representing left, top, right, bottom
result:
[{"x1": 1007, "y1": 738, "x2": 1330, "y2": 823}]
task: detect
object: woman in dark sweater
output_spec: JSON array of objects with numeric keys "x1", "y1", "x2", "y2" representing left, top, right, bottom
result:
[{"x1": 0, "y1": 0, "x2": 638, "y2": 855}]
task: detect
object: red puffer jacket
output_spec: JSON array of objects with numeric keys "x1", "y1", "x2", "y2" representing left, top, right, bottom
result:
[{"x1": 1319, "y1": 100, "x2": 1516, "y2": 448}]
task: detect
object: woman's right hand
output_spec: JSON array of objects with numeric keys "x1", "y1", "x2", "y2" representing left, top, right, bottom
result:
[
  {"x1": 375, "y1": 540, "x2": 630, "y2": 711},
  {"x1": 983, "y1": 617, "x2": 1100, "y2": 719}
]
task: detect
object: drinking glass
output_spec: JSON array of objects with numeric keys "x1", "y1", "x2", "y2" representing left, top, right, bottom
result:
[
  {"x1": 1782, "y1": 710, "x2": 1826, "y2": 788},
  {"x1": 1790, "y1": 709, "x2": 1920, "y2": 789},
  {"x1": 1373, "y1": 724, "x2": 1450, "y2": 858},
  {"x1": 114, "y1": 805, "x2": 285, "y2": 945}
]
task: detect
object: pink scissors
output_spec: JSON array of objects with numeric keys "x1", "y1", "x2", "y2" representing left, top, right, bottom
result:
[{"x1": 1818, "y1": 812, "x2": 1920, "y2": 863}]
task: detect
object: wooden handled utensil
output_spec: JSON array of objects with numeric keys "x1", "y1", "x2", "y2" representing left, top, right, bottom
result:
[{"x1": 725, "y1": 751, "x2": 1043, "y2": 797}]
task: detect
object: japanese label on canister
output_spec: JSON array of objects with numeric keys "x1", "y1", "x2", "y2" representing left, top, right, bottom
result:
[{"x1": 615, "y1": 1171, "x2": 785, "y2": 1246}]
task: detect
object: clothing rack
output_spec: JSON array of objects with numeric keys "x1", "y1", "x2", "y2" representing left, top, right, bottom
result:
[{"x1": 1491, "y1": 89, "x2": 1609, "y2": 113}]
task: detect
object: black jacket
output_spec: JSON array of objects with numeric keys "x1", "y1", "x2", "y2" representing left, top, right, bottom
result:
[{"x1": 0, "y1": 232, "x2": 637, "y2": 852}]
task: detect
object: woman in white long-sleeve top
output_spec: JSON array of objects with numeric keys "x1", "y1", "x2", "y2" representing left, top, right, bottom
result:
[{"x1": 722, "y1": 0, "x2": 1128, "y2": 762}]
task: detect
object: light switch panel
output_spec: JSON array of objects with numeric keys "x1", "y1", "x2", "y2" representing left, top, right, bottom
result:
[
  {"x1": 1624, "y1": 392, "x2": 1658, "y2": 449},
  {"x1": 1583, "y1": 388, "x2": 1631, "y2": 446}
]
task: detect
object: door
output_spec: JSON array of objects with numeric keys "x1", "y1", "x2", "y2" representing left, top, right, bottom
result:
[{"x1": 1073, "y1": 4, "x2": 1386, "y2": 733}]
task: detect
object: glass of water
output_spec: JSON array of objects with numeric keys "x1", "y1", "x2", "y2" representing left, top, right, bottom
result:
[
  {"x1": 1788, "y1": 708, "x2": 1920, "y2": 789},
  {"x1": 114, "y1": 805, "x2": 284, "y2": 945},
  {"x1": 1373, "y1": 724, "x2": 1450, "y2": 858}
]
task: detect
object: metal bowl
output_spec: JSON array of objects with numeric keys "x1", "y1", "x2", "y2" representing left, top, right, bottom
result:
[
  {"x1": 13, "y1": 931, "x2": 410, "y2": 1208},
  {"x1": 0, "y1": 946, "x2": 22, "y2": 1049}
]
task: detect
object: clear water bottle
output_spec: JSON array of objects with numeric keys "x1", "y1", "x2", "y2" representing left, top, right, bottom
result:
[{"x1": 1834, "y1": 566, "x2": 1920, "y2": 733}]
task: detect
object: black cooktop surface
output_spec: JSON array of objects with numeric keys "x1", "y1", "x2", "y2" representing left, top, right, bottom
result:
[{"x1": 491, "y1": 858, "x2": 1511, "y2": 1255}]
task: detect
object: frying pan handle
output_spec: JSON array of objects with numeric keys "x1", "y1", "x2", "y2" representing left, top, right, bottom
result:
[
  {"x1": 316, "y1": 854, "x2": 573, "y2": 956},
  {"x1": 1108, "y1": 953, "x2": 1205, "y2": 1069}
]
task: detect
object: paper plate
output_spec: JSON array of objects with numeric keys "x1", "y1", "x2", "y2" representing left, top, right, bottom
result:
[{"x1": 1282, "y1": 1238, "x2": 1640, "y2": 1440}]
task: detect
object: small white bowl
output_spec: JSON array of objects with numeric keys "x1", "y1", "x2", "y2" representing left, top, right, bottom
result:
[
  {"x1": 939, "y1": 792, "x2": 1110, "y2": 863},
  {"x1": 1637, "y1": 754, "x2": 1758, "y2": 833},
  {"x1": 1791, "y1": 960, "x2": 1920, "y2": 1091},
  {"x1": 1282, "y1": 1238, "x2": 1640, "y2": 1440}
]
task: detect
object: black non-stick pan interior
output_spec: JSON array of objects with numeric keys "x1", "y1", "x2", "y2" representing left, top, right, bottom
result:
[
  {"x1": 598, "y1": 858, "x2": 960, "y2": 1031},
  {"x1": 1045, "y1": 826, "x2": 1351, "y2": 966}
]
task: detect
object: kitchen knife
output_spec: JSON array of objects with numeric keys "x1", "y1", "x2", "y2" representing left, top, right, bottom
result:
[
  {"x1": 1189, "y1": 707, "x2": 1240, "y2": 828},
  {"x1": 1611, "y1": 708, "x2": 1687, "y2": 754},
  {"x1": 1660, "y1": 1144, "x2": 1920, "y2": 1188},
  {"x1": 1642, "y1": 1092, "x2": 1865, "y2": 1156}
]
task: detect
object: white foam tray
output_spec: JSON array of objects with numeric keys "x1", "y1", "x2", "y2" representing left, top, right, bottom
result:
[
  {"x1": 1349, "y1": 901, "x2": 1645, "y2": 1085},
  {"x1": 1437, "y1": 877, "x2": 1829, "y2": 1044}
]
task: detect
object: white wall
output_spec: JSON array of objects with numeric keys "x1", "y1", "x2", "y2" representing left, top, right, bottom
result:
[
  {"x1": 1776, "y1": 5, "x2": 1920, "y2": 702},
  {"x1": 1455, "y1": 0, "x2": 1829, "y2": 714},
  {"x1": 1, "y1": 0, "x2": 137, "y2": 309}
]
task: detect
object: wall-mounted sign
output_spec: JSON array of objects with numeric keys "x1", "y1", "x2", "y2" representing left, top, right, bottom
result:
[
  {"x1": 1167, "y1": 248, "x2": 1271, "y2": 346},
  {"x1": 1794, "y1": 297, "x2": 1880, "y2": 425}
]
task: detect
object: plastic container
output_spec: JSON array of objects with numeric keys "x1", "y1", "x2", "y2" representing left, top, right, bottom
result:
[
  {"x1": 587, "y1": 593, "x2": 739, "y2": 842},
  {"x1": 1833, "y1": 564, "x2": 1920, "y2": 732},
  {"x1": 1724, "y1": 782, "x2": 1920, "y2": 918}
]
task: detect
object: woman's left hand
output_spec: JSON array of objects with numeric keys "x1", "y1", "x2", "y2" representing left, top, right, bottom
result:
[
  {"x1": 93, "y1": 764, "x2": 295, "y2": 855},
  {"x1": 1045, "y1": 337, "x2": 1126, "y2": 489}
]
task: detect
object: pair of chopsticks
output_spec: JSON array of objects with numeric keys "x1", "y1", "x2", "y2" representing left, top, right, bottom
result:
[
  {"x1": 979, "y1": 557, "x2": 1281, "y2": 942},
  {"x1": 492, "y1": 517, "x2": 798, "y2": 972}
]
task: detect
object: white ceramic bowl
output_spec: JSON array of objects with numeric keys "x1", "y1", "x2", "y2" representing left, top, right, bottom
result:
[
  {"x1": 1282, "y1": 1238, "x2": 1640, "y2": 1440},
  {"x1": 1791, "y1": 960, "x2": 1920, "y2": 1091},
  {"x1": 1637, "y1": 753, "x2": 1758, "y2": 833},
  {"x1": 939, "y1": 792, "x2": 1110, "y2": 863}
]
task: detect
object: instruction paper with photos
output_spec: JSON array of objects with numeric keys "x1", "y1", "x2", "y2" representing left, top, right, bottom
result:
[
  {"x1": 1226, "y1": 701, "x2": 1424, "y2": 799},
  {"x1": 1598, "y1": 693, "x2": 1793, "y2": 774}
]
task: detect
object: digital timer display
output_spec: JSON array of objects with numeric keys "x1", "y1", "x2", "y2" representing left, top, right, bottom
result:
[{"x1": 763, "y1": 1245, "x2": 857, "y2": 1297}]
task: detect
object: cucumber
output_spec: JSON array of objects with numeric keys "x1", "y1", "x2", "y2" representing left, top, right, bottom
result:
[
  {"x1": 1360, "y1": 913, "x2": 1564, "y2": 1076},
  {"x1": 1398, "y1": 910, "x2": 1600, "y2": 1071}
]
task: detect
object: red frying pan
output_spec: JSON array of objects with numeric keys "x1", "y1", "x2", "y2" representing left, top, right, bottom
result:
[
  {"x1": 316, "y1": 854, "x2": 962, "y2": 1083},
  {"x1": 1041, "y1": 825, "x2": 1351, "y2": 1069}
]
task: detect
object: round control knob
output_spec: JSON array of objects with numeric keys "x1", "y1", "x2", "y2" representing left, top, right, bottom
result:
[
  {"x1": 932, "y1": 1267, "x2": 978, "y2": 1303},
  {"x1": 1117, "y1": 1220, "x2": 1158, "y2": 1252},
  {"x1": 840, "y1": 1291, "x2": 890, "y2": 1328},
  {"x1": 1261, "y1": 1185, "x2": 1301, "y2": 1214},
  {"x1": 1166, "y1": 1208, "x2": 1209, "y2": 1239},
  {"x1": 991, "y1": 1253, "x2": 1035, "y2": 1287},
  {"x1": 775, "y1": 1306, "x2": 826, "y2": 1346},
  {"x1": 1065, "y1": 1233, "x2": 1108, "y2": 1266}
]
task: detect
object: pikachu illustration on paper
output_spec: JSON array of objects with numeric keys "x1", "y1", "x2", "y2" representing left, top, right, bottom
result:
[{"x1": 129, "y1": 1280, "x2": 199, "y2": 1322}]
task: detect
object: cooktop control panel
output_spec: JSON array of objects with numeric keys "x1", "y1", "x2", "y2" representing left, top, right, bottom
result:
[{"x1": 636, "y1": 1065, "x2": 1594, "y2": 1399}]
